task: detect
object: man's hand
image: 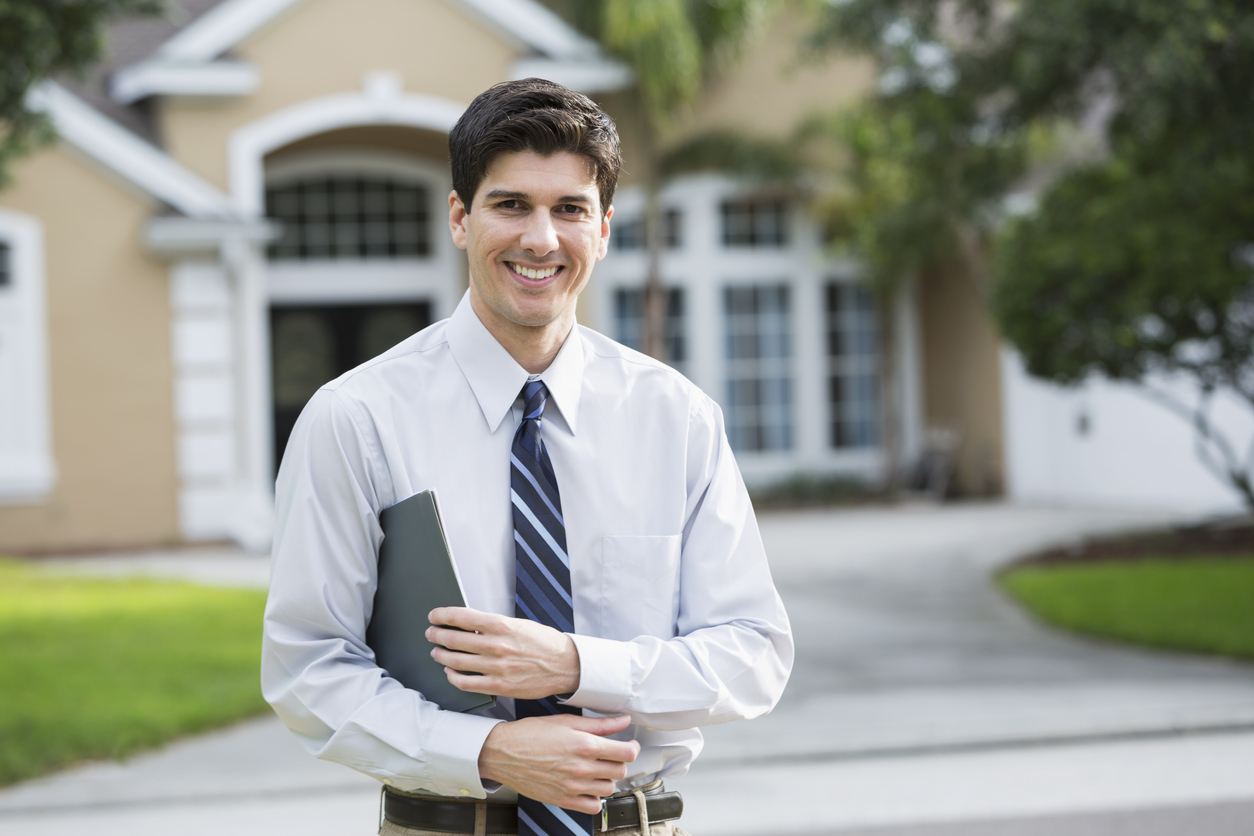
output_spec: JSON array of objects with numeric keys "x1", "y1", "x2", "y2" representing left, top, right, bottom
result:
[
  {"x1": 427, "y1": 607, "x2": 580, "y2": 699},
  {"x1": 479, "y1": 714, "x2": 639, "y2": 814}
]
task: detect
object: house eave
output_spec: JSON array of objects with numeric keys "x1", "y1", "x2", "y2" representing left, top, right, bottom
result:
[
  {"x1": 110, "y1": 60, "x2": 260, "y2": 105},
  {"x1": 26, "y1": 82, "x2": 238, "y2": 220},
  {"x1": 511, "y1": 57, "x2": 634, "y2": 93}
]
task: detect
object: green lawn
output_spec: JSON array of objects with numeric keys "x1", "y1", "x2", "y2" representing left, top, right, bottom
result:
[
  {"x1": 0, "y1": 560, "x2": 270, "y2": 786},
  {"x1": 1000, "y1": 556, "x2": 1254, "y2": 660}
]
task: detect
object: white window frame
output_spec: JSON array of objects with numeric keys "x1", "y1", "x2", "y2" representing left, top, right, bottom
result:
[
  {"x1": 0, "y1": 209, "x2": 56, "y2": 504},
  {"x1": 263, "y1": 150, "x2": 461, "y2": 316}
]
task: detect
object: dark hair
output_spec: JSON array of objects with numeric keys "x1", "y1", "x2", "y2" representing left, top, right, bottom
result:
[{"x1": 449, "y1": 78, "x2": 621, "y2": 216}]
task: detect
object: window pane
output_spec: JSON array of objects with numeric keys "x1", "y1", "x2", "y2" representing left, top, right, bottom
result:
[
  {"x1": 0, "y1": 241, "x2": 11, "y2": 288},
  {"x1": 720, "y1": 199, "x2": 787, "y2": 247},
  {"x1": 611, "y1": 217, "x2": 644, "y2": 251},
  {"x1": 723, "y1": 283, "x2": 793, "y2": 452},
  {"x1": 611, "y1": 210, "x2": 682, "y2": 252},
  {"x1": 266, "y1": 175, "x2": 431, "y2": 260},
  {"x1": 826, "y1": 282, "x2": 881, "y2": 449},
  {"x1": 612, "y1": 286, "x2": 687, "y2": 372}
]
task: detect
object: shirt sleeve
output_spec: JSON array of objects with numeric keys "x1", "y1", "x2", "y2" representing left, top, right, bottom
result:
[
  {"x1": 260, "y1": 388, "x2": 503, "y2": 797},
  {"x1": 565, "y1": 392, "x2": 794, "y2": 729}
]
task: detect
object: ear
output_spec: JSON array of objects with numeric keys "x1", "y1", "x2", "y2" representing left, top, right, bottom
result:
[
  {"x1": 448, "y1": 190, "x2": 469, "y2": 250},
  {"x1": 596, "y1": 204, "x2": 614, "y2": 261}
]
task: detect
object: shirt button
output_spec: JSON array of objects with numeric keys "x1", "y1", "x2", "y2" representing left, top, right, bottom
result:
[{"x1": 460, "y1": 788, "x2": 471, "y2": 796}]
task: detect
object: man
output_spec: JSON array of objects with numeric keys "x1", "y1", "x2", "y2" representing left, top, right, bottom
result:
[{"x1": 262, "y1": 79, "x2": 793, "y2": 836}]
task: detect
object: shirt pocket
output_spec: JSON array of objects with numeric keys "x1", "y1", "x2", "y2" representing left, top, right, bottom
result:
[{"x1": 600, "y1": 534, "x2": 682, "y2": 642}]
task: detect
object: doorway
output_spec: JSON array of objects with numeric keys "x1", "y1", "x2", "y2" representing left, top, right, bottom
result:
[{"x1": 270, "y1": 302, "x2": 432, "y2": 473}]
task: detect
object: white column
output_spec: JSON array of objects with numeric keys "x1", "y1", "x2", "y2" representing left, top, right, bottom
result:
[
  {"x1": 223, "y1": 235, "x2": 275, "y2": 552},
  {"x1": 0, "y1": 209, "x2": 56, "y2": 503}
]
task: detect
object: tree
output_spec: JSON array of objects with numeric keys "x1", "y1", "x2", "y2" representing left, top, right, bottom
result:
[
  {"x1": 0, "y1": 0, "x2": 162, "y2": 187},
  {"x1": 813, "y1": 0, "x2": 1254, "y2": 508},
  {"x1": 803, "y1": 95, "x2": 1025, "y2": 489},
  {"x1": 544, "y1": 0, "x2": 775, "y2": 360}
]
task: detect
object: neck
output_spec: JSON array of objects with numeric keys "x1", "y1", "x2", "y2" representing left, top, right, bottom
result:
[{"x1": 469, "y1": 293, "x2": 574, "y2": 375}]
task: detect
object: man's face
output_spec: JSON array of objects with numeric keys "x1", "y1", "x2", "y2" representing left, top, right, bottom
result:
[{"x1": 449, "y1": 150, "x2": 612, "y2": 341}]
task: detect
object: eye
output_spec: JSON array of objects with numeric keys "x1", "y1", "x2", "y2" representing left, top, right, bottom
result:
[
  {"x1": 497, "y1": 199, "x2": 523, "y2": 210},
  {"x1": 556, "y1": 204, "x2": 586, "y2": 216}
]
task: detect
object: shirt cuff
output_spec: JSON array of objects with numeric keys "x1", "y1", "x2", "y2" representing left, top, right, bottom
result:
[
  {"x1": 423, "y1": 710, "x2": 504, "y2": 798},
  {"x1": 565, "y1": 633, "x2": 632, "y2": 714}
]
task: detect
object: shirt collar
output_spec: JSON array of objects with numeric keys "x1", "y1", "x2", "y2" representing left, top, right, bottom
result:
[{"x1": 446, "y1": 291, "x2": 583, "y2": 436}]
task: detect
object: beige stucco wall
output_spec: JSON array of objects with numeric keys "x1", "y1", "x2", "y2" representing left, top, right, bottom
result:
[
  {"x1": 920, "y1": 269, "x2": 1005, "y2": 496},
  {"x1": 668, "y1": 6, "x2": 875, "y2": 147},
  {"x1": 0, "y1": 147, "x2": 179, "y2": 553},
  {"x1": 160, "y1": 0, "x2": 521, "y2": 192}
]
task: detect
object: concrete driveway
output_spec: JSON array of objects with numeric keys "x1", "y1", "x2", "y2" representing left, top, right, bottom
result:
[{"x1": 3, "y1": 502, "x2": 1253, "y2": 835}]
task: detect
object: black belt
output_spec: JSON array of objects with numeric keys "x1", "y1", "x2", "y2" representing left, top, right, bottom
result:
[{"x1": 383, "y1": 783, "x2": 682, "y2": 834}]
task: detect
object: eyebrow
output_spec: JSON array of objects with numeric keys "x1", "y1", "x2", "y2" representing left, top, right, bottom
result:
[{"x1": 483, "y1": 189, "x2": 594, "y2": 205}]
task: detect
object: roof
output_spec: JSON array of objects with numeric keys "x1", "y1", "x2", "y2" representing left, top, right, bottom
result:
[{"x1": 33, "y1": 0, "x2": 630, "y2": 223}]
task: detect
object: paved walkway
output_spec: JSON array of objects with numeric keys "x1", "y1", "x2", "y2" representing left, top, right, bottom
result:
[{"x1": 3, "y1": 503, "x2": 1253, "y2": 835}]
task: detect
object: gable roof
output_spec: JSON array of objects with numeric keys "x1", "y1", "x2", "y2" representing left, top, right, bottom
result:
[
  {"x1": 150, "y1": 0, "x2": 600, "y2": 65},
  {"x1": 110, "y1": 0, "x2": 626, "y2": 102},
  {"x1": 29, "y1": 0, "x2": 630, "y2": 223}
]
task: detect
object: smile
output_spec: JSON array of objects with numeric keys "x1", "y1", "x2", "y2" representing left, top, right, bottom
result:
[{"x1": 508, "y1": 263, "x2": 561, "y2": 280}]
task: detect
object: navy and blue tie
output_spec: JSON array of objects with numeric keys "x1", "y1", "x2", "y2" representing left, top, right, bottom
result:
[{"x1": 511, "y1": 380, "x2": 594, "y2": 836}]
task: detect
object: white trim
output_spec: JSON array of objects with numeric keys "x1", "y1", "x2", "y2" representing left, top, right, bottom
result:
[
  {"x1": 0, "y1": 209, "x2": 57, "y2": 505},
  {"x1": 153, "y1": 0, "x2": 598, "y2": 65},
  {"x1": 110, "y1": 60, "x2": 260, "y2": 104},
  {"x1": 267, "y1": 262, "x2": 456, "y2": 307},
  {"x1": 145, "y1": 217, "x2": 279, "y2": 255},
  {"x1": 229, "y1": 84, "x2": 466, "y2": 216},
  {"x1": 450, "y1": 0, "x2": 601, "y2": 59},
  {"x1": 265, "y1": 147, "x2": 449, "y2": 186},
  {"x1": 157, "y1": 0, "x2": 304, "y2": 62},
  {"x1": 28, "y1": 82, "x2": 237, "y2": 219},
  {"x1": 511, "y1": 58, "x2": 634, "y2": 93},
  {"x1": 895, "y1": 276, "x2": 924, "y2": 470}
]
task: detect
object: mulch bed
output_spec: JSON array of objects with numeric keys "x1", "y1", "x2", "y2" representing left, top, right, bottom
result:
[{"x1": 1016, "y1": 515, "x2": 1254, "y2": 568}]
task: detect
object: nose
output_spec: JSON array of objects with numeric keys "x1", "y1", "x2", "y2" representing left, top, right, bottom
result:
[{"x1": 519, "y1": 208, "x2": 559, "y2": 257}]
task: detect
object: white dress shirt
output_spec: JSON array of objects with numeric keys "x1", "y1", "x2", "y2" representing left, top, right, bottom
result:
[{"x1": 261, "y1": 292, "x2": 793, "y2": 800}]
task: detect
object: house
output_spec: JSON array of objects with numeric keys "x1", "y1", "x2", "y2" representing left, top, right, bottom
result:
[{"x1": 1, "y1": 0, "x2": 1234, "y2": 555}]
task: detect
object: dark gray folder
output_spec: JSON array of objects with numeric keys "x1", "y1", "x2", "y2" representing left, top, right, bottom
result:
[{"x1": 367, "y1": 490, "x2": 496, "y2": 713}]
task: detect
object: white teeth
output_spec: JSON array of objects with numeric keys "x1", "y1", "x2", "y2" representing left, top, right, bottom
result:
[{"x1": 510, "y1": 263, "x2": 559, "y2": 280}]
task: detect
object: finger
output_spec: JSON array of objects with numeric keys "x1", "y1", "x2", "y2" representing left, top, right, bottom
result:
[
  {"x1": 563, "y1": 713, "x2": 633, "y2": 737},
  {"x1": 426, "y1": 625, "x2": 489, "y2": 653},
  {"x1": 430, "y1": 645, "x2": 486, "y2": 671},
  {"x1": 444, "y1": 667, "x2": 499, "y2": 695},
  {"x1": 562, "y1": 794, "x2": 605, "y2": 815},
  {"x1": 592, "y1": 758, "x2": 631, "y2": 781},
  {"x1": 428, "y1": 607, "x2": 503, "y2": 633},
  {"x1": 590, "y1": 738, "x2": 640, "y2": 765},
  {"x1": 569, "y1": 779, "x2": 619, "y2": 800}
]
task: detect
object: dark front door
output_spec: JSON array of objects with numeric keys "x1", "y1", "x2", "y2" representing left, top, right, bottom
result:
[{"x1": 271, "y1": 302, "x2": 432, "y2": 474}]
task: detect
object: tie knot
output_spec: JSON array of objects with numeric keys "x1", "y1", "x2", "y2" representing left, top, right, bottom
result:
[{"x1": 521, "y1": 380, "x2": 548, "y2": 422}]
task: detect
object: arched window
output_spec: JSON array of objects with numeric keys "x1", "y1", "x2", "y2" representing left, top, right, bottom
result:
[
  {"x1": 263, "y1": 151, "x2": 446, "y2": 263},
  {"x1": 266, "y1": 174, "x2": 432, "y2": 260}
]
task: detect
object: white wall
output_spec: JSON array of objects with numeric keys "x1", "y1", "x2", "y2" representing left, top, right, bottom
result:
[{"x1": 1001, "y1": 348, "x2": 1251, "y2": 514}]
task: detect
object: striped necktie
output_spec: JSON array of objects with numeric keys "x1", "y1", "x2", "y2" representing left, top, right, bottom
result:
[{"x1": 511, "y1": 380, "x2": 594, "y2": 836}]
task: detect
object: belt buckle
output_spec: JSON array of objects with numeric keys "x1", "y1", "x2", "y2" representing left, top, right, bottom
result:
[{"x1": 599, "y1": 799, "x2": 609, "y2": 832}]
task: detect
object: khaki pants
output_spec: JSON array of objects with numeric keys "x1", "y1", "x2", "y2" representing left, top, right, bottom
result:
[{"x1": 378, "y1": 783, "x2": 691, "y2": 836}]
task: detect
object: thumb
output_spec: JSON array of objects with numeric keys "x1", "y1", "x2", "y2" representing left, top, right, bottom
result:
[{"x1": 568, "y1": 713, "x2": 633, "y2": 736}]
